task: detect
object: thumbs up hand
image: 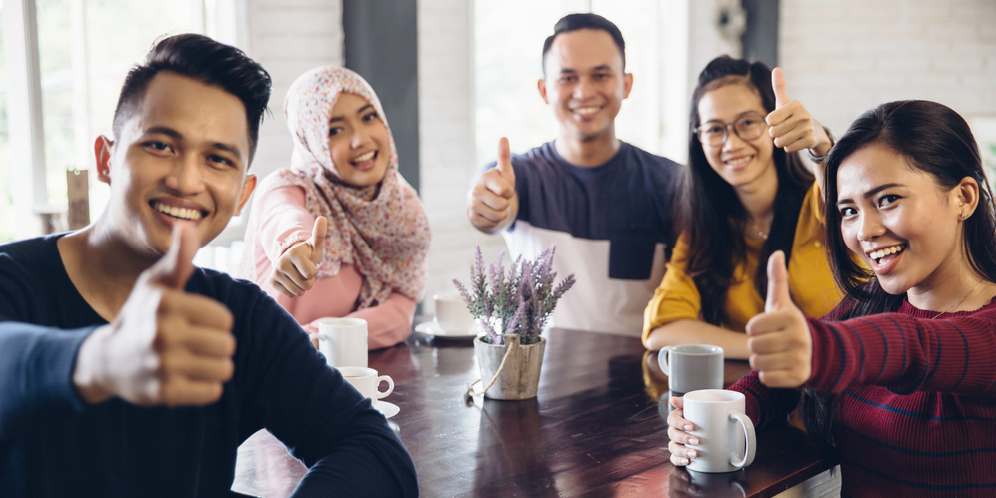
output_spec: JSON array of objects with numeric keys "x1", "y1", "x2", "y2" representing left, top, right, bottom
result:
[
  {"x1": 73, "y1": 222, "x2": 237, "y2": 406},
  {"x1": 468, "y1": 137, "x2": 519, "y2": 234},
  {"x1": 270, "y1": 216, "x2": 328, "y2": 298},
  {"x1": 744, "y1": 251, "x2": 812, "y2": 388},
  {"x1": 765, "y1": 67, "x2": 832, "y2": 157}
]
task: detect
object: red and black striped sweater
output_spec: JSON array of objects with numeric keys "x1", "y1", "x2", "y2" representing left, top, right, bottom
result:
[{"x1": 731, "y1": 298, "x2": 996, "y2": 497}]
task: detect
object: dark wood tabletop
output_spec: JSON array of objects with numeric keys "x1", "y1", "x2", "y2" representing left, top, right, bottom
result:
[{"x1": 232, "y1": 327, "x2": 834, "y2": 497}]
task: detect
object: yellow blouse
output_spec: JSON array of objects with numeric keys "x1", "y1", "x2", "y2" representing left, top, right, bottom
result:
[{"x1": 642, "y1": 183, "x2": 845, "y2": 347}]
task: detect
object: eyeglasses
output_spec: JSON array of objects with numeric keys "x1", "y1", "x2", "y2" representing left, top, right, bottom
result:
[{"x1": 694, "y1": 113, "x2": 767, "y2": 147}]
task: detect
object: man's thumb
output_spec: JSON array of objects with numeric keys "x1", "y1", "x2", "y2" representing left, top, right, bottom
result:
[
  {"x1": 764, "y1": 250, "x2": 791, "y2": 313},
  {"x1": 310, "y1": 216, "x2": 328, "y2": 264},
  {"x1": 772, "y1": 67, "x2": 789, "y2": 109},
  {"x1": 496, "y1": 137, "x2": 515, "y2": 184},
  {"x1": 149, "y1": 222, "x2": 198, "y2": 290}
]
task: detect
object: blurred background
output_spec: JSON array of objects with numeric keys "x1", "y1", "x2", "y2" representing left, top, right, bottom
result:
[{"x1": 1, "y1": 0, "x2": 994, "y2": 313}]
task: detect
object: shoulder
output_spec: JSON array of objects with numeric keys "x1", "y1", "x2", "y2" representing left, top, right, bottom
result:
[
  {"x1": 621, "y1": 142, "x2": 682, "y2": 173},
  {"x1": 0, "y1": 235, "x2": 61, "y2": 284},
  {"x1": 0, "y1": 236, "x2": 65, "y2": 320}
]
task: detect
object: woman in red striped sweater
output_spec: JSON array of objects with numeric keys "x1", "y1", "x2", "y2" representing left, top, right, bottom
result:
[{"x1": 667, "y1": 100, "x2": 996, "y2": 497}]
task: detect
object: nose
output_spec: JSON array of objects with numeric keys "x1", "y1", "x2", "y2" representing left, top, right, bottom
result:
[
  {"x1": 572, "y1": 76, "x2": 595, "y2": 101},
  {"x1": 350, "y1": 125, "x2": 371, "y2": 149},
  {"x1": 857, "y1": 211, "x2": 885, "y2": 242},
  {"x1": 722, "y1": 125, "x2": 746, "y2": 152},
  {"x1": 163, "y1": 153, "x2": 205, "y2": 195}
]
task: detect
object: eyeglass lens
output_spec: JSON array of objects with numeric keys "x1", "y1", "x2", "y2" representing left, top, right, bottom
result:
[{"x1": 699, "y1": 114, "x2": 765, "y2": 147}]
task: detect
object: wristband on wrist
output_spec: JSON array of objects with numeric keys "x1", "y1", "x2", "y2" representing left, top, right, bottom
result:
[{"x1": 807, "y1": 126, "x2": 836, "y2": 163}]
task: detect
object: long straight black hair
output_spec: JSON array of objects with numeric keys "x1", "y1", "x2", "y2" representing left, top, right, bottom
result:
[
  {"x1": 802, "y1": 100, "x2": 996, "y2": 454},
  {"x1": 683, "y1": 56, "x2": 814, "y2": 325}
]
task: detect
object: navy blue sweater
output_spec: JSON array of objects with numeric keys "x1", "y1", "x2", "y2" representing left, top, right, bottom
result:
[{"x1": 0, "y1": 235, "x2": 418, "y2": 497}]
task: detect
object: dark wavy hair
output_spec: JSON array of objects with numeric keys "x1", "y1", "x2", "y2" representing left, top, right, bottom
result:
[
  {"x1": 682, "y1": 56, "x2": 814, "y2": 326},
  {"x1": 112, "y1": 33, "x2": 272, "y2": 164},
  {"x1": 542, "y1": 13, "x2": 625, "y2": 75},
  {"x1": 802, "y1": 100, "x2": 996, "y2": 455}
]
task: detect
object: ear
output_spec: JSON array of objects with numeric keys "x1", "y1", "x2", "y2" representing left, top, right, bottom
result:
[
  {"x1": 234, "y1": 173, "x2": 257, "y2": 216},
  {"x1": 537, "y1": 78, "x2": 549, "y2": 105},
  {"x1": 955, "y1": 176, "x2": 980, "y2": 218},
  {"x1": 94, "y1": 136, "x2": 114, "y2": 185},
  {"x1": 622, "y1": 72, "x2": 634, "y2": 99}
]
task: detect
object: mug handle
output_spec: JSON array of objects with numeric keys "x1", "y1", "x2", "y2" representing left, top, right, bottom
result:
[
  {"x1": 308, "y1": 332, "x2": 330, "y2": 341},
  {"x1": 729, "y1": 412, "x2": 756, "y2": 468},
  {"x1": 375, "y1": 375, "x2": 395, "y2": 399},
  {"x1": 658, "y1": 346, "x2": 673, "y2": 376}
]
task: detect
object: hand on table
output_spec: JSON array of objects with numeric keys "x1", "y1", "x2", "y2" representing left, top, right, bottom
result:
[
  {"x1": 73, "y1": 222, "x2": 236, "y2": 406},
  {"x1": 766, "y1": 67, "x2": 832, "y2": 157},
  {"x1": 468, "y1": 137, "x2": 518, "y2": 233},
  {"x1": 270, "y1": 216, "x2": 328, "y2": 298},
  {"x1": 666, "y1": 395, "x2": 700, "y2": 467},
  {"x1": 745, "y1": 251, "x2": 813, "y2": 388}
]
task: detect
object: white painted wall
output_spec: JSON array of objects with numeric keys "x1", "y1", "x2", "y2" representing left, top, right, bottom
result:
[{"x1": 779, "y1": 0, "x2": 996, "y2": 137}]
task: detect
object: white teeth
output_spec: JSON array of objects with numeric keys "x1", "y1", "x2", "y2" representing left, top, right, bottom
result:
[
  {"x1": 573, "y1": 106, "x2": 600, "y2": 115},
  {"x1": 153, "y1": 202, "x2": 203, "y2": 221},
  {"x1": 353, "y1": 151, "x2": 376, "y2": 163},
  {"x1": 870, "y1": 245, "x2": 904, "y2": 261},
  {"x1": 725, "y1": 156, "x2": 751, "y2": 166}
]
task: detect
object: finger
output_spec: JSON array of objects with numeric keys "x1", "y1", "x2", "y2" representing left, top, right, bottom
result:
[
  {"x1": 475, "y1": 189, "x2": 511, "y2": 213},
  {"x1": 283, "y1": 254, "x2": 318, "y2": 287},
  {"x1": 773, "y1": 127, "x2": 812, "y2": 151},
  {"x1": 159, "y1": 290, "x2": 235, "y2": 330},
  {"x1": 747, "y1": 326, "x2": 794, "y2": 354},
  {"x1": 670, "y1": 395, "x2": 684, "y2": 410},
  {"x1": 309, "y1": 216, "x2": 328, "y2": 265},
  {"x1": 159, "y1": 376, "x2": 224, "y2": 406},
  {"x1": 767, "y1": 112, "x2": 803, "y2": 139},
  {"x1": 482, "y1": 171, "x2": 515, "y2": 199},
  {"x1": 160, "y1": 349, "x2": 235, "y2": 382},
  {"x1": 273, "y1": 271, "x2": 307, "y2": 296},
  {"x1": 271, "y1": 279, "x2": 297, "y2": 299},
  {"x1": 178, "y1": 325, "x2": 238, "y2": 358},
  {"x1": 148, "y1": 222, "x2": 199, "y2": 290},
  {"x1": 495, "y1": 137, "x2": 516, "y2": 185},
  {"x1": 757, "y1": 369, "x2": 804, "y2": 388},
  {"x1": 749, "y1": 349, "x2": 799, "y2": 372},
  {"x1": 772, "y1": 67, "x2": 789, "y2": 109},
  {"x1": 764, "y1": 250, "x2": 791, "y2": 313}
]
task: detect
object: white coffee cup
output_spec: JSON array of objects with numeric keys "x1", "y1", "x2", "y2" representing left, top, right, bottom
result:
[
  {"x1": 659, "y1": 344, "x2": 724, "y2": 395},
  {"x1": 433, "y1": 292, "x2": 474, "y2": 333},
  {"x1": 339, "y1": 366, "x2": 394, "y2": 401},
  {"x1": 683, "y1": 389, "x2": 756, "y2": 473},
  {"x1": 309, "y1": 317, "x2": 367, "y2": 368}
]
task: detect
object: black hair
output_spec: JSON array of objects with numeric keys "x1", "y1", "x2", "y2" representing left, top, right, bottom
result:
[
  {"x1": 803, "y1": 100, "x2": 996, "y2": 456},
  {"x1": 681, "y1": 56, "x2": 814, "y2": 326},
  {"x1": 111, "y1": 33, "x2": 272, "y2": 163},
  {"x1": 542, "y1": 13, "x2": 625, "y2": 75}
]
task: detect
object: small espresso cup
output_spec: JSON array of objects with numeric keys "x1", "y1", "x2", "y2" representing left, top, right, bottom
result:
[
  {"x1": 659, "y1": 344, "x2": 724, "y2": 395},
  {"x1": 339, "y1": 366, "x2": 394, "y2": 401},
  {"x1": 433, "y1": 292, "x2": 474, "y2": 334},
  {"x1": 310, "y1": 317, "x2": 367, "y2": 368},
  {"x1": 683, "y1": 389, "x2": 756, "y2": 473}
]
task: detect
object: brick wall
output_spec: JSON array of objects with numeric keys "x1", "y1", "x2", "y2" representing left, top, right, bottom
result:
[{"x1": 779, "y1": 0, "x2": 996, "y2": 136}]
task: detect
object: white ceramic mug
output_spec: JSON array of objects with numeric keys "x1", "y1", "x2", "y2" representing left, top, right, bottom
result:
[
  {"x1": 309, "y1": 317, "x2": 367, "y2": 368},
  {"x1": 433, "y1": 292, "x2": 474, "y2": 333},
  {"x1": 339, "y1": 366, "x2": 394, "y2": 401},
  {"x1": 683, "y1": 389, "x2": 756, "y2": 473},
  {"x1": 659, "y1": 344, "x2": 724, "y2": 395}
]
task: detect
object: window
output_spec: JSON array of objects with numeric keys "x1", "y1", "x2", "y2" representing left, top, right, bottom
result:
[{"x1": 0, "y1": 0, "x2": 245, "y2": 242}]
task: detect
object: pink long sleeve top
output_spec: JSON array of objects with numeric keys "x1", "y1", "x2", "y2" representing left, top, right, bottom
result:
[{"x1": 248, "y1": 185, "x2": 414, "y2": 350}]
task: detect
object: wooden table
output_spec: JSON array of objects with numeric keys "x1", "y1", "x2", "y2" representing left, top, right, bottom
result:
[{"x1": 232, "y1": 328, "x2": 835, "y2": 497}]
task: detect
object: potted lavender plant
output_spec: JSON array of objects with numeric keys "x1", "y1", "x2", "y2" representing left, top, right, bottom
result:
[{"x1": 454, "y1": 245, "x2": 575, "y2": 400}]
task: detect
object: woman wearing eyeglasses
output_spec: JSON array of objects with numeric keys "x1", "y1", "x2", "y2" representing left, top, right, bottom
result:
[{"x1": 643, "y1": 56, "x2": 843, "y2": 359}]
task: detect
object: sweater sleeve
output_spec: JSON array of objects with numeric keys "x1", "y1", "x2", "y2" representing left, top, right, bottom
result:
[
  {"x1": 0, "y1": 255, "x2": 92, "y2": 440},
  {"x1": 302, "y1": 292, "x2": 415, "y2": 350},
  {"x1": 806, "y1": 309, "x2": 996, "y2": 396},
  {"x1": 236, "y1": 287, "x2": 417, "y2": 497},
  {"x1": 255, "y1": 184, "x2": 315, "y2": 263},
  {"x1": 727, "y1": 371, "x2": 800, "y2": 430},
  {"x1": 642, "y1": 233, "x2": 701, "y2": 346}
]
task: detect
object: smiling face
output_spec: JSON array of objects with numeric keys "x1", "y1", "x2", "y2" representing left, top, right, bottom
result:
[
  {"x1": 539, "y1": 28, "x2": 632, "y2": 143},
  {"x1": 696, "y1": 82, "x2": 776, "y2": 191},
  {"x1": 326, "y1": 92, "x2": 391, "y2": 188},
  {"x1": 96, "y1": 71, "x2": 256, "y2": 255},
  {"x1": 836, "y1": 143, "x2": 968, "y2": 295}
]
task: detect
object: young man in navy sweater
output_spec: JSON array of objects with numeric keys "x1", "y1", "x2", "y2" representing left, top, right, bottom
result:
[{"x1": 0, "y1": 34, "x2": 418, "y2": 497}]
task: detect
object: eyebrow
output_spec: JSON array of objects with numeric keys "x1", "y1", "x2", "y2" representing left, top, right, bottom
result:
[
  {"x1": 144, "y1": 125, "x2": 245, "y2": 159},
  {"x1": 702, "y1": 111, "x2": 765, "y2": 123},
  {"x1": 329, "y1": 104, "x2": 375, "y2": 124},
  {"x1": 836, "y1": 183, "x2": 905, "y2": 206},
  {"x1": 559, "y1": 64, "x2": 613, "y2": 75}
]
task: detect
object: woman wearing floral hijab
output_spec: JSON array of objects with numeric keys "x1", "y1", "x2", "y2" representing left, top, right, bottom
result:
[{"x1": 242, "y1": 66, "x2": 431, "y2": 349}]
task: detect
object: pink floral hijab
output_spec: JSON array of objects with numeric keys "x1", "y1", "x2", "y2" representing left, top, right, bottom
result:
[{"x1": 243, "y1": 66, "x2": 431, "y2": 307}]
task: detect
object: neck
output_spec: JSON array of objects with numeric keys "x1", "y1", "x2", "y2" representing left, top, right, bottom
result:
[
  {"x1": 58, "y1": 219, "x2": 161, "y2": 320},
  {"x1": 735, "y1": 162, "x2": 779, "y2": 233},
  {"x1": 554, "y1": 130, "x2": 620, "y2": 167},
  {"x1": 907, "y1": 252, "x2": 996, "y2": 314}
]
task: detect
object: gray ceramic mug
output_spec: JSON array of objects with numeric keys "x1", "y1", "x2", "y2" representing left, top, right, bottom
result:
[{"x1": 658, "y1": 344, "x2": 724, "y2": 395}]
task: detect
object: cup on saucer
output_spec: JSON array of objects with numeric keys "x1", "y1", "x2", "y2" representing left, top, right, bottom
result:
[
  {"x1": 339, "y1": 366, "x2": 399, "y2": 419},
  {"x1": 432, "y1": 292, "x2": 474, "y2": 335}
]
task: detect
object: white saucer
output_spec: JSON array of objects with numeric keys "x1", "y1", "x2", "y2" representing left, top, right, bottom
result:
[
  {"x1": 375, "y1": 400, "x2": 400, "y2": 419},
  {"x1": 414, "y1": 320, "x2": 480, "y2": 339}
]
